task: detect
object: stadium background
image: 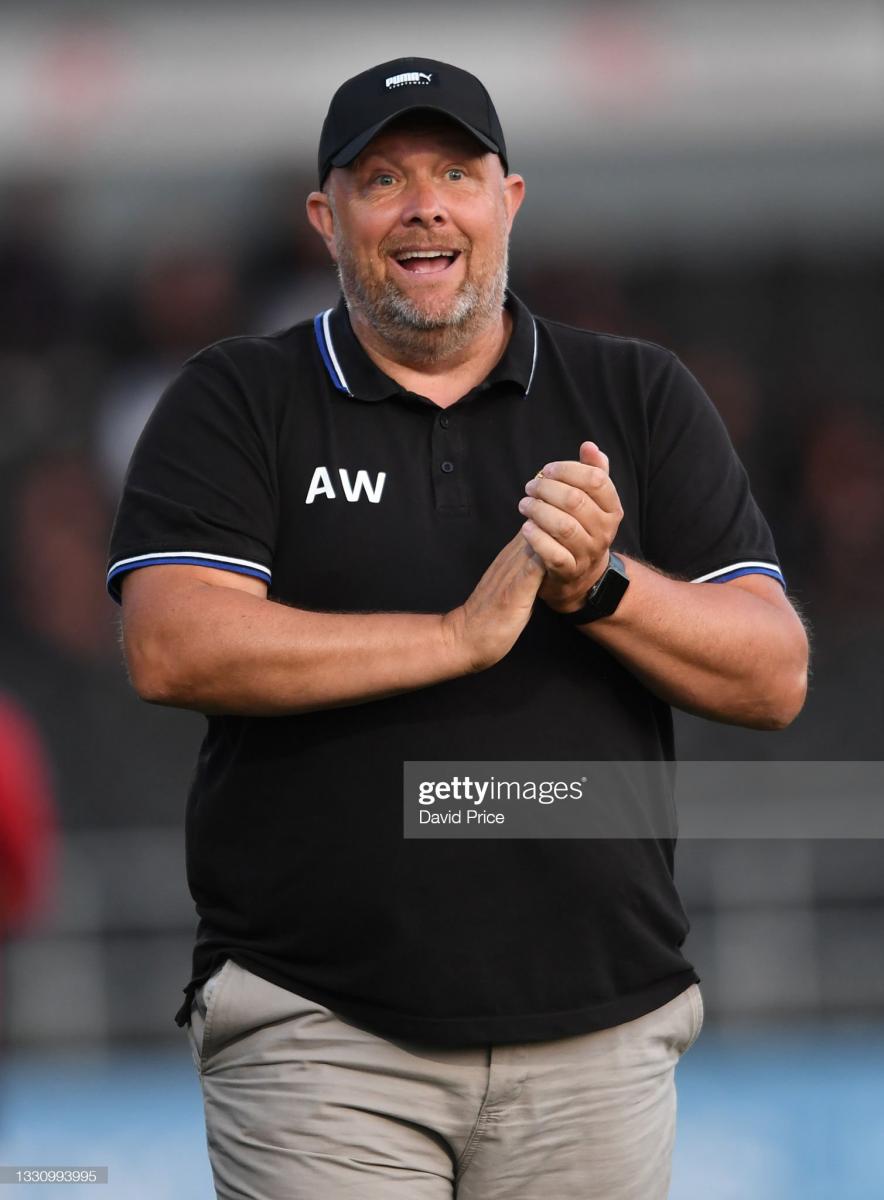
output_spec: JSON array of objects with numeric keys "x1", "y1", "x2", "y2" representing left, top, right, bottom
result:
[{"x1": 1, "y1": 3, "x2": 882, "y2": 1197}]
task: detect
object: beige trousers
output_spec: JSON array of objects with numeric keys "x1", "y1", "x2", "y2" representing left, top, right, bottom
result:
[{"x1": 186, "y1": 959, "x2": 703, "y2": 1200}]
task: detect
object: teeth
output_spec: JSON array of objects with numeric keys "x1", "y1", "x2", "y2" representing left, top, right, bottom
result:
[{"x1": 396, "y1": 250, "x2": 456, "y2": 260}]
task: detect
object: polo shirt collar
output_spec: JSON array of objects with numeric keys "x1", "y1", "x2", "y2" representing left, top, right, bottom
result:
[{"x1": 313, "y1": 289, "x2": 538, "y2": 402}]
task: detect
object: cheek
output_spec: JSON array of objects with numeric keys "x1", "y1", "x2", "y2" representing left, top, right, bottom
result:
[
  {"x1": 466, "y1": 217, "x2": 508, "y2": 267},
  {"x1": 466, "y1": 199, "x2": 508, "y2": 242},
  {"x1": 336, "y1": 212, "x2": 385, "y2": 262},
  {"x1": 339, "y1": 236, "x2": 383, "y2": 277},
  {"x1": 362, "y1": 230, "x2": 394, "y2": 270}
]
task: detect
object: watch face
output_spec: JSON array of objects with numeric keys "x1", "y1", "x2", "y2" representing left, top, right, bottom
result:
[
  {"x1": 593, "y1": 568, "x2": 629, "y2": 617},
  {"x1": 566, "y1": 555, "x2": 629, "y2": 624}
]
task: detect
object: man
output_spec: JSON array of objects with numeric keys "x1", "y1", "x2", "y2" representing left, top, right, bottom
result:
[{"x1": 107, "y1": 57, "x2": 808, "y2": 1200}]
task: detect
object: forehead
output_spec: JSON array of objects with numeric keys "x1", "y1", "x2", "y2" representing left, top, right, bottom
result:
[{"x1": 353, "y1": 113, "x2": 492, "y2": 167}]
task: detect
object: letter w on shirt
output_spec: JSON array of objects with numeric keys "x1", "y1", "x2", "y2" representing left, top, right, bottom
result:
[{"x1": 305, "y1": 466, "x2": 387, "y2": 504}]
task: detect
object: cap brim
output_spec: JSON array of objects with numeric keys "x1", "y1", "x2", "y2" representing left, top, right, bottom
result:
[{"x1": 328, "y1": 106, "x2": 502, "y2": 172}]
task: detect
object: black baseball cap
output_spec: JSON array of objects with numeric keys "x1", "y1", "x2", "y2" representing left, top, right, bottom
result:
[{"x1": 317, "y1": 57, "x2": 508, "y2": 188}]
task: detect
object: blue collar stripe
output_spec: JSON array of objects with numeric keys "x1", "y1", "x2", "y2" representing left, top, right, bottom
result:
[
  {"x1": 311, "y1": 312, "x2": 350, "y2": 396},
  {"x1": 314, "y1": 310, "x2": 349, "y2": 394},
  {"x1": 315, "y1": 306, "x2": 532, "y2": 396}
]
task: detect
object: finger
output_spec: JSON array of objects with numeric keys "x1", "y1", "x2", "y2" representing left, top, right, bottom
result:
[
  {"x1": 580, "y1": 440, "x2": 609, "y2": 473},
  {"x1": 524, "y1": 476, "x2": 606, "y2": 538},
  {"x1": 528, "y1": 463, "x2": 622, "y2": 517},
  {"x1": 520, "y1": 520, "x2": 578, "y2": 578},
  {"x1": 518, "y1": 495, "x2": 600, "y2": 565}
]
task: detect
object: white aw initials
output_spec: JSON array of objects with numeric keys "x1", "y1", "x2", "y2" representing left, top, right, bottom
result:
[{"x1": 305, "y1": 466, "x2": 387, "y2": 504}]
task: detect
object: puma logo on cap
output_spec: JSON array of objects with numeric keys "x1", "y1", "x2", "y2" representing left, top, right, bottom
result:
[{"x1": 385, "y1": 71, "x2": 433, "y2": 89}]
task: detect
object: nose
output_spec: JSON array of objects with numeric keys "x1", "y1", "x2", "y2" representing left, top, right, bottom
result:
[{"x1": 399, "y1": 177, "x2": 447, "y2": 227}]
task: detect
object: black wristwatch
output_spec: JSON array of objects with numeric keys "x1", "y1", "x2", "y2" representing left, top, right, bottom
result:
[{"x1": 561, "y1": 552, "x2": 630, "y2": 625}]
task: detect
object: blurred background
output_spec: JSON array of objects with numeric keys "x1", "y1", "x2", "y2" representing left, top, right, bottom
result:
[{"x1": 1, "y1": 2, "x2": 882, "y2": 1197}]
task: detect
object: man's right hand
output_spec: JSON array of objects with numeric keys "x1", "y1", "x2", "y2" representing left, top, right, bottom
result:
[
  {"x1": 442, "y1": 531, "x2": 545, "y2": 673},
  {"x1": 120, "y1": 530, "x2": 544, "y2": 717}
]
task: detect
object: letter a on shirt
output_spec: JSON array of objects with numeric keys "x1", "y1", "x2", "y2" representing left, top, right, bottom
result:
[{"x1": 305, "y1": 466, "x2": 336, "y2": 504}]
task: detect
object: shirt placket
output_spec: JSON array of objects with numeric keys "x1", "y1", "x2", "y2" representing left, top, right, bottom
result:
[{"x1": 431, "y1": 407, "x2": 470, "y2": 515}]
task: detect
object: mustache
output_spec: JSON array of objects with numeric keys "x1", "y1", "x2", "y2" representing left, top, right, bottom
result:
[{"x1": 381, "y1": 239, "x2": 470, "y2": 256}]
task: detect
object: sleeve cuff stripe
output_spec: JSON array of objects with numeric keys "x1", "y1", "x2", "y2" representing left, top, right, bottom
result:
[
  {"x1": 692, "y1": 562, "x2": 786, "y2": 586},
  {"x1": 106, "y1": 552, "x2": 272, "y2": 601},
  {"x1": 108, "y1": 551, "x2": 271, "y2": 580}
]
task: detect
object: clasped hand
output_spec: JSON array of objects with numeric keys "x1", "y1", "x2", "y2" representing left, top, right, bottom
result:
[{"x1": 518, "y1": 441, "x2": 624, "y2": 614}]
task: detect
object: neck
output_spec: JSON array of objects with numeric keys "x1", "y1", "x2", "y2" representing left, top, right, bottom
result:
[{"x1": 348, "y1": 304, "x2": 513, "y2": 408}]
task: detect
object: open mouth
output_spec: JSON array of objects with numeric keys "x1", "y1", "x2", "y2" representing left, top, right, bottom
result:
[{"x1": 391, "y1": 249, "x2": 462, "y2": 276}]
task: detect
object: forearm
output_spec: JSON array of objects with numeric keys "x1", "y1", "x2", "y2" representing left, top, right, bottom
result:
[
  {"x1": 124, "y1": 581, "x2": 467, "y2": 716},
  {"x1": 122, "y1": 533, "x2": 542, "y2": 716},
  {"x1": 584, "y1": 556, "x2": 809, "y2": 729}
]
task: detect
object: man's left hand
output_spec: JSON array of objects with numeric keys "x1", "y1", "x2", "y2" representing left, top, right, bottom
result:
[{"x1": 518, "y1": 441, "x2": 624, "y2": 614}]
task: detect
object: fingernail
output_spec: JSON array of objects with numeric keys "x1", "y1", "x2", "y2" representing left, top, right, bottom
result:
[{"x1": 518, "y1": 497, "x2": 531, "y2": 512}]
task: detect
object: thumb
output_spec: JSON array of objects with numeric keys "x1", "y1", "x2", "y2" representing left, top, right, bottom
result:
[{"x1": 580, "y1": 440, "x2": 609, "y2": 473}]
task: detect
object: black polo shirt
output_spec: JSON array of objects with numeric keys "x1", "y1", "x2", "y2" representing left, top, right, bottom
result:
[{"x1": 107, "y1": 290, "x2": 784, "y2": 1045}]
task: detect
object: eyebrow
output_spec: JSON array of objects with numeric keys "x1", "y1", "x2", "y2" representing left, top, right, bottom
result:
[{"x1": 356, "y1": 140, "x2": 486, "y2": 169}]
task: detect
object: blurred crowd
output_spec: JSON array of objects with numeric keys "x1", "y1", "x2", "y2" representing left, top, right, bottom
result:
[{"x1": 1, "y1": 170, "x2": 882, "y2": 835}]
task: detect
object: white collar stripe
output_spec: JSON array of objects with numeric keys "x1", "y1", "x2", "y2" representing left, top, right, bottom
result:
[
  {"x1": 322, "y1": 309, "x2": 352, "y2": 396},
  {"x1": 525, "y1": 318, "x2": 538, "y2": 396},
  {"x1": 317, "y1": 306, "x2": 534, "y2": 397}
]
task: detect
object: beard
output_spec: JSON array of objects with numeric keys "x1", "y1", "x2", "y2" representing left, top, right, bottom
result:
[{"x1": 334, "y1": 231, "x2": 509, "y2": 365}]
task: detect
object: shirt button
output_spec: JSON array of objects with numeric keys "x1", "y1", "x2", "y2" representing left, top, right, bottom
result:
[
  {"x1": 441, "y1": 460, "x2": 455, "y2": 474},
  {"x1": 439, "y1": 414, "x2": 450, "y2": 428}
]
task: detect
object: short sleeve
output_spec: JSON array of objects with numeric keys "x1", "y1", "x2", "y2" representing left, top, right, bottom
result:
[
  {"x1": 106, "y1": 346, "x2": 277, "y2": 603},
  {"x1": 642, "y1": 353, "x2": 785, "y2": 588}
]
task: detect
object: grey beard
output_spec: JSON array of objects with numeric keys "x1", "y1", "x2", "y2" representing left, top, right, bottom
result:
[{"x1": 335, "y1": 245, "x2": 509, "y2": 365}]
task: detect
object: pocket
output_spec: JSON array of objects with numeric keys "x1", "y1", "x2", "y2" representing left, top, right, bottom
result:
[
  {"x1": 197, "y1": 958, "x2": 234, "y2": 1073},
  {"x1": 682, "y1": 983, "x2": 705, "y2": 1054}
]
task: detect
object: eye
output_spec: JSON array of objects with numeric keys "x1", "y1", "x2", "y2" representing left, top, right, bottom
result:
[
  {"x1": 374, "y1": 173, "x2": 396, "y2": 186},
  {"x1": 446, "y1": 168, "x2": 465, "y2": 181}
]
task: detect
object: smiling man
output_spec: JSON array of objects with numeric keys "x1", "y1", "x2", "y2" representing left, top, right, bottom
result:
[
  {"x1": 310, "y1": 109, "x2": 520, "y2": 387},
  {"x1": 107, "y1": 57, "x2": 808, "y2": 1200}
]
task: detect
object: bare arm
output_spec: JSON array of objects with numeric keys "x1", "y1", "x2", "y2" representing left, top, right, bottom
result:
[
  {"x1": 520, "y1": 441, "x2": 809, "y2": 731},
  {"x1": 119, "y1": 531, "x2": 544, "y2": 716},
  {"x1": 581, "y1": 564, "x2": 808, "y2": 729}
]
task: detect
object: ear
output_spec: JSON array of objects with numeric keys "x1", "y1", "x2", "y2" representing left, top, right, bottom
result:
[
  {"x1": 306, "y1": 190, "x2": 338, "y2": 262},
  {"x1": 502, "y1": 173, "x2": 526, "y2": 232}
]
